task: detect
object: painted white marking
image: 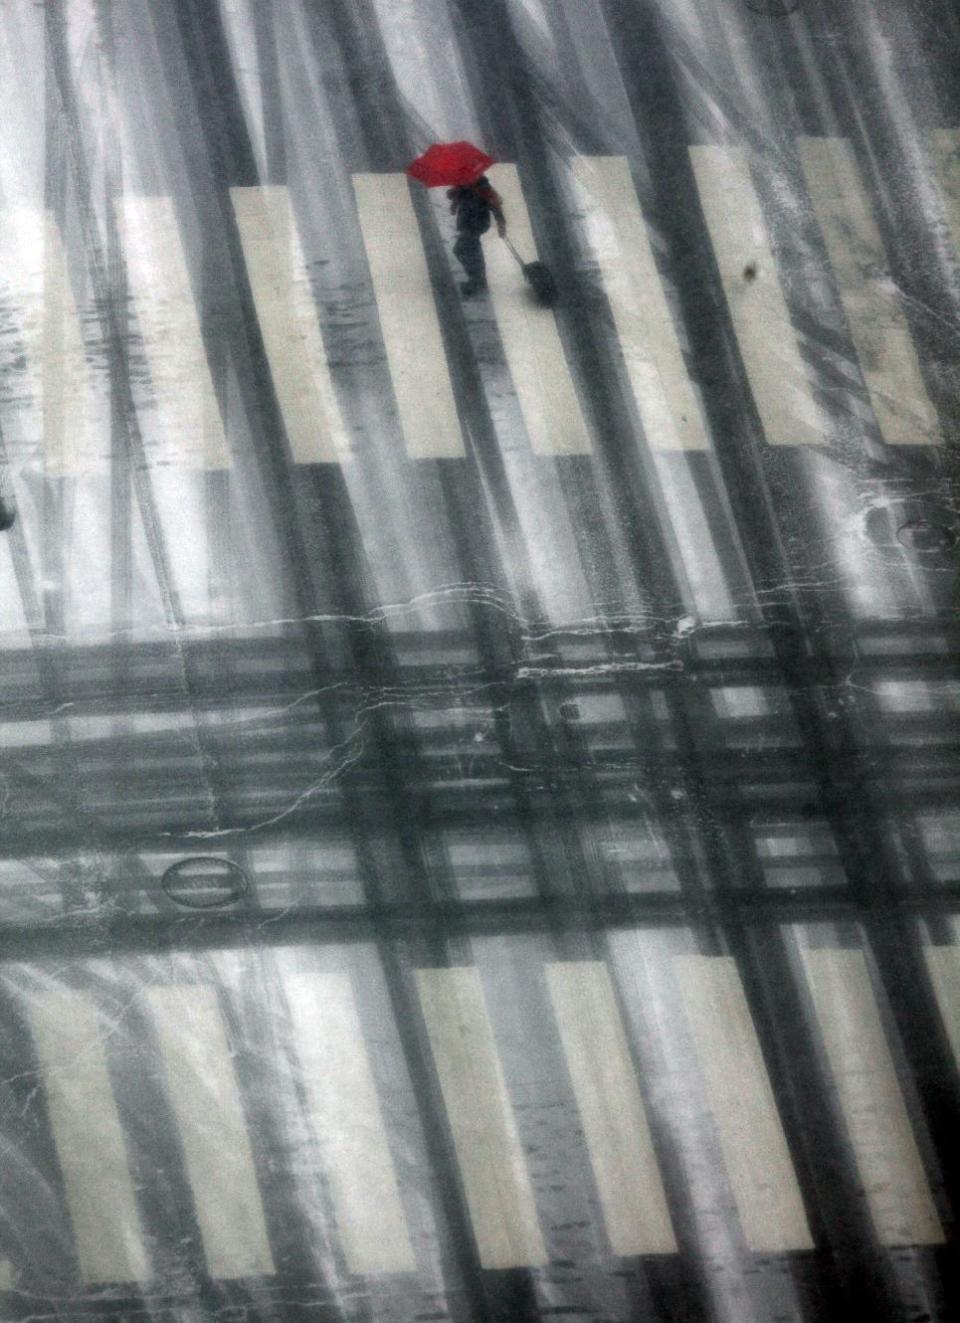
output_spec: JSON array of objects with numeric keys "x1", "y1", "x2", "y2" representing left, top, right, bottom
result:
[
  {"x1": 231, "y1": 185, "x2": 350, "y2": 463},
  {"x1": 801, "y1": 948, "x2": 944, "y2": 1245},
  {"x1": 353, "y1": 173, "x2": 464, "y2": 458},
  {"x1": 798, "y1": 137, "x2": 942, "y2": 446},
  {"x1": 121, "y1": 195, "x2": 231, "y2": 469},
  {"x1": 1, "y1": 208, "x2": 106, "y2": 475},
  {"x1": 569, "y1": 155, "x2": 711, "y2": 450},
  {"x1": 546, "y1": 962, "x2": 677, "y2": 1254},
  {"x1": 24, "y1": 989, "x2": 149, "y2": 1284},
  {"x1": 676, "y1": 955, "x2": 814, "y2": 1252},
  {"x1": 931, "y1": 128, "x2": 960, "y2": 260},
  {"x1": 689, "y1": 145, "x2": 826, "y2": 447},
  {"x1": 924, "y1": 944, "x2": 960, "y2": 1070},
  {"x1": 484, "y1": 165, "x2": 591, "y2": 454},
  {"x1": 283, "y1": 972, "x2": 415, "y2": 1274},
  {"x1": 416, "y1": 966, "x2": 547, "y2": 1267},
  {"x1": 145, "y1": 984, "x2": 275, "y2": 1278}
]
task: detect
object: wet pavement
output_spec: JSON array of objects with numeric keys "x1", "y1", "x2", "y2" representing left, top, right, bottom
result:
[{"x1": 0, "y1": 0, "x2": 958, "y2": 1319}]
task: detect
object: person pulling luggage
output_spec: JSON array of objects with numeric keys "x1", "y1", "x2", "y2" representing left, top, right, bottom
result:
[{"x1": 446, "y1": 175, "x2": 506, "y2": 298}]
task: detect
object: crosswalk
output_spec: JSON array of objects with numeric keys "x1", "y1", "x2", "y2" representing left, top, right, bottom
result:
[
  {"x1": 231, "y1": 185, "x2": 351, "y2": 464},
  {"x1": 352, "y1": 172, "x2": 466, "y2": 459},
  {"x1": 483, "y1": 164, "x2": 593, "y2": 455},
  {"x1": 0, "y1": 136, "x2": 953, "y2": 486},
  {"x1": 4, "y1": 945, "x2": 949, "y2": 1289},
  {"x1": 145, "y1": 983, "x2": 276, "y2": 1279},
  {"x1": 21, "y1": 983, "x2": 150, "y2": 1285},
  {"x1": 120, "y1": 194, "x2": 232, "y2": 470},
  {"x1": 283, "y1": 972, "x2": 415, "y2": 1274},
  {"x1": 676, "y1": 954, "x2": 814, "y2": 1252},
  {"x1": 568, "y1": 154, "x2": 712, "y2": 451},
  {"x1": 797, "y1": 137, "x2": 943, "y2": 448},
  {"x1": 688, "y1": 145, "x2": 828, "y2": 449},
  {"x1": 800, "y1": 947, "x2": 945, "y2": 1246}
]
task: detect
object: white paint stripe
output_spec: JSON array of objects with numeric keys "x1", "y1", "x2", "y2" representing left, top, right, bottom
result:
[
  {"x1": 924, "y1": 944, "x2": 960, "y2": 1070},
  {"x1": 546, "y1": 962, "x2": 677, "y2": 1255},
  {"x1": 798, "y1": 137, "x2": 942, "y2": 447},
  {"x1": 485, "y1": 165, "x2": 591, "y2": 455},
  {"x1": 2, "y1": 208, "x2": 105, "y2": 475},
  {"x1": 801, "y1": 948, "x2": 944, "y2": 1245},
  {"x1": 689, "y1": 145, "x2": 826, "y2": 447},
  {"x1": 676, "y1": 955, "x2": 814, "y2": 1252},
  {"x1": 416, "y1": 966, "x2": 547, "y2": 1268},
  {"x1": 569, "y1": 155, "x2": 711, "y2": 450},
  {"x1": 283, "y1": 972, "x2": 415, "y2": 1274},
  {"x1": 145, "y1": 984, "x2": 275, "y2": 1279},
  {"x1": 24, "y1": 989, "x2": 149, "y2": 1284},
  {"x1": 231, "y1": 186, "x2": 350, "y2": 463},
  {"x1": 121, "y1": 195, "x2": 231, "y2": 469},
  {"x1": 39, "y1": 212, "x2": 103, "y2": 476},
  {"x1": 353, "y1": 173, "x2": 464, "y2": 458},
  {"x1": 931, "y1": 129, "x2": 960, "y2": 265}
]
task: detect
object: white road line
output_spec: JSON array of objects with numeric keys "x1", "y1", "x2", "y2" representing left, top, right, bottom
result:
[
  {"x1": 546, "y1": 962, "x2": 677, "y2": 1255},
  {"x1": 931, "y1": 129, "x2": 960, "y2": 263},
  {"x1": 121, "y1": 195, "x2": 231, "y2": 469},
  {"x1": 568, "y1": 154, "x2": 711, "y2": 451},
  {"x1": 1, "y1": 208, "x2": 106, "y2": 475},
  {"x1": 145, "y1": 984, "x2": 275, "y2": 1279},
  {"x1": 485, "y1": 164, "x2": 592, "y2": 455},
  {"x1": 676, "y1": 955, "x2": 814, "y2": 1252},
  {"x1": 798, "y1": 137, "x2": 942, "y2": 447},
  {"x1": 353, "y1": 173, "x2": 464, "y2": 458},
  {"x1": 23, "y1": 988, "x2": 149, "y2": 1284},
  {"x1": 688, "y1": 145, "x2": 827, "y2": 447},
  {"x1": 283, "y1": 972, "x2": 415, "y2": 1274},
  {"x1": 924, "y1": 944, "x2": 960, "y2": 1071},
  {"x1": 416, "y1": 966, "x2": 547, "y2": 1268},
  {"x1": 801, "y1": 948, "x2": 944, "y2": 1245},
  {"x1": 231, "y1": 185, "x2": 350, "y2": 463}
]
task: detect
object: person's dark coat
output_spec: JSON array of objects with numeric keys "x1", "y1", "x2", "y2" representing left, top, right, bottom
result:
[{"x1": 447, "y1": 177, "x2": 505, "y2": 235}]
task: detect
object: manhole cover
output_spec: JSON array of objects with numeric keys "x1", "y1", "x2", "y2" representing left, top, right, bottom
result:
[
  {"x1": 896, "y1": 520, "x2": 959, "y2": 555},
  {"x1": 161, "y1": 856, "x2": 249, "y2": 909}
]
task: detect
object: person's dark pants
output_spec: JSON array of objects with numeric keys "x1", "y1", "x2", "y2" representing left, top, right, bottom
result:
[{"x1": 454, "y1": 230, "x2": 486, "y2": 288}]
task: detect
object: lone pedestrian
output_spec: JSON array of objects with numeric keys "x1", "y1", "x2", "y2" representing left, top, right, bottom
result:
[{"x1": 447, "y1": 175, "x2": 506, "y2": 297}]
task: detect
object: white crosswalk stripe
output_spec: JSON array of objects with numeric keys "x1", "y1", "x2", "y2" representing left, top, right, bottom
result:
[
  {"x1": 231, "y1": 185, "x2": 351, "y2": 463},
  {"x1": 924, "y1": 944, "x2": 960, "y2": 1073},
  {"x1": 676, "y1": 954, "x2": 814, "y2": 1252},
  {"x1": 801, "y1": 947, "x2": 944, "y2": 1245},
  {"x1": 283, "y1": 972, "x2": 415, "y2": 1274},
  {"x1": 121, "y1": 195, "x2": 231, "y2": 469},
  {"x1": 145, "y1": 983, "x2": 276, "y2": 1279},
  {"x1": 0, "y1": 207, "x2": 107, "y2": 476},
  {"x1": 484, "y1": 164, "x2": 592, "y2": 455},
  {"x1": 569, "y1": 154, "x2": 712, "y2": 451},
  {"x1": 22, "y1": 986, "x2": 150, "y2": 1284},
  {"x1": 798, "y1": 136, "x2": 942, "y2": 447},
  {"x1": 689, "y1": 145, "x2": 827, "y2": 448},
  {"x1": 546, "y1": 961, "x2": 677, "y2": 1255},
  {"x1": 416, "y1": 965, "x2": 547, "y2": 1268},
  {"x1": 353, "y1": 173, "x2": 465, "y2": 458}
]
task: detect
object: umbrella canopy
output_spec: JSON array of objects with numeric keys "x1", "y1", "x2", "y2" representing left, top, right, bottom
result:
[{"x1": 407, "y1": 141, "x2": 496, "y2": 188}]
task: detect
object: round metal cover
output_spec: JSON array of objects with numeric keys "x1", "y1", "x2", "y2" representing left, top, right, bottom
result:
[
  {"x1": 896, "y1": 519, "x2": 959, "y2": 555},
  {"x1": 161, "y1": 856, "x2": 248, "y2": 909}
]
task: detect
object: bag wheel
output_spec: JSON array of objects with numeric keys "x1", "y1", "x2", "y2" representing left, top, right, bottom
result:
[{"x1": 523, "y1": 260, "x2": 558, "y2": 306}]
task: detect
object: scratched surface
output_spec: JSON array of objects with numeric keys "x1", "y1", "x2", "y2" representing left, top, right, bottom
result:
[{"x1": 0, "y1": 0, "x2": 958, "y2": 1319}]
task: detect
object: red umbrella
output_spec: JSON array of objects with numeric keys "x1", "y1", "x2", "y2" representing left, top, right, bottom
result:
[{"x1": 407, "y1": 141, "x2": 496, "y2": 188}]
